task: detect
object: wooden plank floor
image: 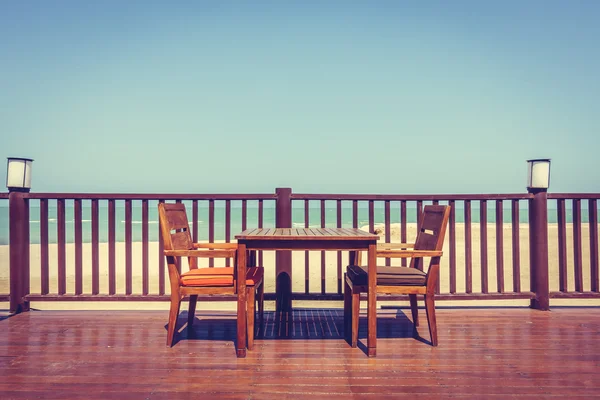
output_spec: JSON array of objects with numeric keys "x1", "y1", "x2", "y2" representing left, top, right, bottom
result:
[{"x1": 1, "y1": 307, "x2": 599, "y2": 399}]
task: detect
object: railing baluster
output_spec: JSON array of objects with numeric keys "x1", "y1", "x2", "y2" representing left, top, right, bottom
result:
[
  {"x1": 384, "y1": 200, "x2": 390, "y2": 267},
  {"x1": 368, "y1": 200, "x2": 374, "y2": 234},
  {"x1": 57, "y1": 199, "x2": 66, "y2": 295},
  {"x1": 91, "y1": 200, "x2": 99, "y2": 295},
  {"x1": 225, "y1": 200, "x2": 231, "y2": 267},
  {"x1": 108, "y1": 199, "x2": 116, "y2": 295},
  {"x1": 449, "y1": 200, "x2": 456, "y2": 293},
  {"x1": 74, "y1": 199, "x2": 83, "y2": 295},
  {"x1": 23, "y1": 198, "x2": 30, "y2": 308},
  {"x1": 464, "y1": 200, "x2": 472, "y2": 293},
  {"x1": 573, "y1": 199, "x2": 583, "y2": 292},
  {"x1": 511, "y1": 199, "x2": 521, "y2": 293},
  {"x1": 480, "y1": 200, "x2": 488, "y2": 294},
  {"x1": 321, "y1": 199, "x2": 326, "y2": 295},
  {"x1": 437, "y1": 199, "x2": 443, "y2": 294},
  {"x1": 496, "y1": 200, "x2": 504, "y2": 293},
  {"x1": 416, "y1": 200, "x2": 423, "y2": 231},
  {"x1": 401, "y1": 201, "x2": 407, "y2": 267},
  {"x1": 192, "y1": 200, "x2": 199, "y2": 243},
  {"x1": 590, "y1": 199, "x2": 599, "y2": 292},
  {"x1": 258, "y1": 199, "x2": 263, "y2": 267},
  {"x1": 304, "y1": 199, "x2": 310, "y2": 294},
  {"x1": 40, "y1": 199, "x2": 49, "y2": 295},
  {"x1": 242, "y1": 200, "x2": 247, "y2": 232},
  {"x1": 337, "y1": 199, "x2": 342, "y2": 294},
  {"x1": 125, "y1": 199, "x2": 132, "y2": 295},
  {"x1": 209, "y1": 199, "x2": 215, "y2": 267},
  {"x1": 158, "y1": 199, "x2": 165, "y2": 296},
  {"x1": 142, "y1": 200, "x2": 149, "y2": 296},
  {"x1": 557, "y1": 199, "x2": 567, "y2": 292}
]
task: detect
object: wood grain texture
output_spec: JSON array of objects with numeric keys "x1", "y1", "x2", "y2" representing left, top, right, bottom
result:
[
  {"x1": 236, "y1": 228, "x2": 378, "y2": 241},
  {"x1": 0, "y1": 308, "x2": 599, "y2": 399}
]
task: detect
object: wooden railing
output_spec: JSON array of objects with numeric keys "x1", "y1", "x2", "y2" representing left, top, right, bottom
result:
[
  {"x1": 288, "y1": 193, "x2": 537, "y2": 302},
  {"x1": 2, "y1": 188, "x2": 599, "y2": 313},
  {"x1": 548, "y1": 194, "x2": 599, "y2": 298}
]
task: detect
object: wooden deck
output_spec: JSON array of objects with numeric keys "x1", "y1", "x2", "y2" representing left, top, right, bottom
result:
[{"x1": 1, "y1": 307, "x2": 599, "y2": 399}]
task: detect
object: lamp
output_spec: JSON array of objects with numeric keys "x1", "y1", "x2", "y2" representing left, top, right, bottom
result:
[
  {"x1": 6, "y1": 157, "x2": 34, "y2": 192},
  {"x1": 527, "y1": 158, "x2": 551, "y2": 190}
]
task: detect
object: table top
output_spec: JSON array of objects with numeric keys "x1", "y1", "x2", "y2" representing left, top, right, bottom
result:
[{"x1": 235, "y1": 227, "x2": 379, "y2": 241}]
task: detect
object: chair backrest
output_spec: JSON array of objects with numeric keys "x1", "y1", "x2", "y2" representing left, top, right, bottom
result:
[
  {"x1": 410, "y1": 205, "x2": 451, "y2": 270},
  {"x1": 158, "y1": 203, "x2": 194, "y2": 252},
  {"x1": 157, "y1": 203, "x2": 208, "y2": 272}
]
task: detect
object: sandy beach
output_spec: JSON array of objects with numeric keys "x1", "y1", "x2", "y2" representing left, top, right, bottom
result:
[{"x1": 1, "y1": 223, "x2": 598, "y2": 310}]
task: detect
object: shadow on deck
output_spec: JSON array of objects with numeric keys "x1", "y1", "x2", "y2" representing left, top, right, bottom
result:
[
  {"x1": 1, "y1": 307, "x2": 599, "y2": 399},
  {"x1": 184, "y1": 308, "x2": 417, "y2": 340}
]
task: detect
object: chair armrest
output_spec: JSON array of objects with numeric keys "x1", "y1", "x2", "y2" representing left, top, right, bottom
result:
[
  {"x1": 164, "y1": 249, "x2": 236, "y2": 258},
  {"x1": 193, "y1": 243, "x2": 238, "y2": 250},
  {"x1": 377, "y1": 243, "x2": 415, "y2": 250},
  {"x1": 376, "y1": 249, "x2": 443, "y2": 258}
]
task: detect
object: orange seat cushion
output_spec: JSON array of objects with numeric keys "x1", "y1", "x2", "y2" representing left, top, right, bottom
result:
[{"x1": 180, "y1": 267, "x2": 263, "y2": 287}]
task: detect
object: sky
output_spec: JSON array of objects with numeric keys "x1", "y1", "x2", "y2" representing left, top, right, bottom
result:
[{"x1": 1, "y1": 1, "x2": 599, "y2": 194}]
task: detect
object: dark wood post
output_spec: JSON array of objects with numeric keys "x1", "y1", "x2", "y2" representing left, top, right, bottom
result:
[
  {"x1": 9, "y1": 190, "x2": 30, "y2": 314},
  {"x1": 275, "y1": 187, "x2": 292, "y2": 312},
  {"x1": 528, "y1": 188, "x2": 550, "y2": 310}
]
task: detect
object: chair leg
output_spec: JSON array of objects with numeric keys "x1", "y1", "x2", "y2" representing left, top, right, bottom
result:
[
  {"x1": 351, "y1": 289, "x2": 360, "y2": 348},
  {"x1": 167, "y1": 295, "x2": 182, "y2": 347},
  {"x1": 188, "y1": 294, "x2": 198, "y2": 327},
  {"x1": 424, "y1": 294, "x2": 438, "y2": 346},
  {"x1": 257, "y1": 281, "x2": 265, "y2": 328},
  {"x1": 343, "y1": 276, "x2": 351, "y2": 344},
  {"x1": 247, "y1": 287, "x2": 256, "y2": 350},
  {"x1": 409, "y1": 294, "x2": 419, "y2": 327}
]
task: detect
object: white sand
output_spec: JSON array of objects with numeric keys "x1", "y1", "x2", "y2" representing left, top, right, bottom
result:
[{"x1": 1, "y1": 223, "x2": 598, "y2": 310}]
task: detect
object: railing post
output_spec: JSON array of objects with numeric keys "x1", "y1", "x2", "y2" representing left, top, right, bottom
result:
[
  {"x1": 275, "y1": 187, "x2": 292, "y2": 312},
  {"x1": 9, "y1": 190, "x2": 30, "y2": 314},
  {"x1": 528, "y1": 188, "x2": 550, "y2": 310}
]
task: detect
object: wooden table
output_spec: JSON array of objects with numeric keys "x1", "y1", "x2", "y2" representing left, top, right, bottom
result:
[{"x1": 234, "y1": 228, "x2": 379, "y2": 358}]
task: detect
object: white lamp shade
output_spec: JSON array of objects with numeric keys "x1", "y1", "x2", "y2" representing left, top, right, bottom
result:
[
  {"x1": 6, "y1": 157, "x2": 33, "y2": 189},
  {"x1": 527, "y1": 159, "x2": 551, "y2": 189}
]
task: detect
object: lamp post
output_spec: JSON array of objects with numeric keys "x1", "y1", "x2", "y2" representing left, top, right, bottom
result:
[
  {"x1": 527, "y1": 158, "x2": 550, "y2": 311},
  {"x1": 7, "y1": 157, "x2": 33, "y2": 314}
]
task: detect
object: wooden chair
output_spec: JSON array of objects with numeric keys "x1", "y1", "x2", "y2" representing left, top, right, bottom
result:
[
  {"x1": 344, "y1": 205, "x2": 451, "y2": 347},
  {"x1": 158, "y1": 203, "x2": 264, "y2": 348}
]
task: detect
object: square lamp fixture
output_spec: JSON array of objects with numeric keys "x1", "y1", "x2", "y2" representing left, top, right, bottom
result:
[
  {"x1": 6, "y1": 157, "x2": 34, "y2": 191},
  {"x1": 527, "y1": 158, "x2": 551, "y2": 190}
]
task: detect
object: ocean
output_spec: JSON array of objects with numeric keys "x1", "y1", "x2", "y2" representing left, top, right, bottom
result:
[{"x1": 0, "y1": 201, "x2": 590, "y2": 245}]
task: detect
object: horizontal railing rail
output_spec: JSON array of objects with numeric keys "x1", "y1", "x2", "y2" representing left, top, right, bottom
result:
[{"x1": 27, "y1": 193, "x2": 276, "y2": 200}]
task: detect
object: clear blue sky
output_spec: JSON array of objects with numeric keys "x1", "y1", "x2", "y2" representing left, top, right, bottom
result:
[{"x1": 1, "y1": 1, "x2": 599, "y2": 194}]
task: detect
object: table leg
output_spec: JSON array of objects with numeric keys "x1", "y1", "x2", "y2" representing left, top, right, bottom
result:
[
  {"x1": 367, "y1": 243, "x2": 377, "y2": 357},
  {"x1": 236, "y1": 243, "x2": 247, "y2": 358},
  {"x1": 275, "y1": 250, "x2": 292, "y2": 313}
]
